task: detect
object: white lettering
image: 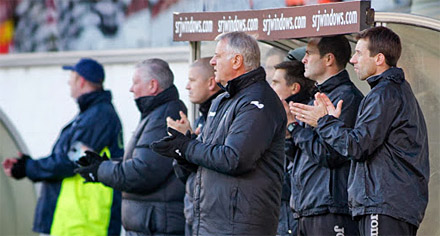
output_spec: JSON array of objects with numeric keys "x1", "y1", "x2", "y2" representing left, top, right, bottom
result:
[
  {"x1": 262, "y1": 13, "x2": 306, "y2": 36},
  {"x1": 217, "y1": 15, "x2": 258, "y2": 33},
  {"x1": 334, "y1": 225, "x2": 345, "y2": 236},
  {"x1": 311, "y1": 8, "x2": 358, "y2": 32},
  {"x1": 370, "y1": 214, "x2": 379, "y2": 236},
  {"x1": 174, "y1": 17, "x2": 213, "y2": 37}
]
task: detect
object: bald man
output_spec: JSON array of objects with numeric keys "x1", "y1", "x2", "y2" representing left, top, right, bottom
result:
[{"x1": 168, "y1": 57, "x2": 221, "y2": 235}]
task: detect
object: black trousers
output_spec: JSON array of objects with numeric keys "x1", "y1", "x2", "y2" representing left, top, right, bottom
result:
[
  {"x1": 297, "y1": 213, "x2": 359, "y2": 236},
  {"x1": 358, "y1": 214, "x2": 417, "y2": 236}
]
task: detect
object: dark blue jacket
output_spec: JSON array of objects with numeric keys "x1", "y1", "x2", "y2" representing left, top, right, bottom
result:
[
  {"x1": 183, "y1": 67, "x2": 286, "y2": 235},
  {"x1": 316, "y1": 68, "x2": 429, "y2": 227},
  {"x1": 98, "y1": 85, "x2": 187, "y2": 235},
  {"x1": 173, "y1": 91, "x2": 222, "y2": 236},
  {"x1": 290, "y1": 70, "x2": 364, "y2": 218},
  {"x1": 278, "y1": 91, "x2": 312, "y2": 236},
  {"x1": 25, "y1": 90, "x2": 124, "y2": 235}
]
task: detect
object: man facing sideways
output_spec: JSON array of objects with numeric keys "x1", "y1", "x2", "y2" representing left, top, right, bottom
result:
[
  {"x1": 75, "y1": 58, "x2": 187, "y2": 235},
  {"x1": 264, "y1": 47, "x2": 286, "y2": 83},
  {"x1": 2, "y1": 58, "x2": 123, "y2": 236},
  {"x1": 293, "y1": 26, "x2": 429, "y2": 236},
  {"x1": 151, "y1": 32, "x2": 286, "y2": 235},
  {"x1": 168, "y1": 57, "x2": 222, "y2": 236},
  {"x1": 271, "y1": 58, "x2": 315, "y2": 236},
  {"x1": 288, "y1": 35, "x2": 364, "y2": 235}
]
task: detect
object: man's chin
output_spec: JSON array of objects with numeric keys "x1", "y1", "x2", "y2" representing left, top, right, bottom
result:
[{"x1": 358, "y1": 75, "x2": 367, "y2": 81}]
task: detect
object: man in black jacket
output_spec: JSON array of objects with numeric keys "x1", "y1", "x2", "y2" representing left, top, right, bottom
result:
[
  {"x1": 151, "y1": 32, "x2": 286, "y2": 235},
  {"x1": 293, "y1": 26, "x2": 429, "y2": 236},
  {"x1": 168, "y1": 57, "x2": 221, "y2": 236},
  {"x1": 271, "y1": 59, "x2": 314, "y2": 236},
  {"x1": 75, "y1": 58, "x2": 187, "y2": 235},
  {"x1": 287, "y1": 35, "x2": 364, "y2": 235}
]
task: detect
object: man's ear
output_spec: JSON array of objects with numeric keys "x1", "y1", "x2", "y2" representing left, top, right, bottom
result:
[
  {"x1": 231, "y1": 54, "x2": 244, "y2": 70},
  {"x1": 290, "y1": 82, "x2": 301, "y2": 95},
  {"x1": 325, "y1": 53, "x2": 336, "y2": 67},
  {"x1": 149, "y1": 79, "x2": 160, "y2": 95},
  {"x1": 375, "y1": 53, "x2": 386, "y2": 66},
  {"x1": 78, "y1": 76, "x2": 87, "y2": 88},
  {"x1": 208, "y1": 76, "x2": 218, "y2": 91}
]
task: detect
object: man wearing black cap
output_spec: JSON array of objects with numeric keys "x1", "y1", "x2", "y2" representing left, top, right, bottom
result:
[{"x1": 2, "y1": 58, "x2": 124, "y2": 236}]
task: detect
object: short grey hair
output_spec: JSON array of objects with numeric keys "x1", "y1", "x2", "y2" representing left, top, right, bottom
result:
[
  {"x1": 135, "y1": 58, "x2": 174, "y2": 90},
  {"x1": 215, "y1": 32, "x2": 260, "y2": 71}
]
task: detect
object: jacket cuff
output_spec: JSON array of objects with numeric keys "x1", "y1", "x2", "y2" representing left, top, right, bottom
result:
[
  {"x1": 183, "y1": 139, "x2": 197, "y2": 160},
  {"x1": 97, "y1": 160, "x2": 115, "y2": 186},
  {"x1": 290, "y1": 123, "x2": 303, "y2": 137},
  {"x1": 24, "y1": 158, "x2": 38, "y2": 181},
  {"x1": 317, "y1": 114, "x2": 336, "y2": 127}
]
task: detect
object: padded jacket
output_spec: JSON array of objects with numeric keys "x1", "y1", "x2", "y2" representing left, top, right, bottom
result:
[
  {"x1": 183, "y1": 67, "x2": 286, "y2": 235},
  {"x1": 98, "y1": 86, "x2": 187, "y2": 235},
  {"x1": 173, "y1": 91, "x2": 222, "y2": 236}
]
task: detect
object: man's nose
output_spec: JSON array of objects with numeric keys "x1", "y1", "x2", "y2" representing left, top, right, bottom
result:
[{"x1": 349, "y1": 56, "x2": 356, "y2": 64}]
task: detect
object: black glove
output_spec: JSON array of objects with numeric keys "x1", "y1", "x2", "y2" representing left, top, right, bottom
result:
[
  {"x1": 74, "y1": 151, "x2": 108, "y2": 183},
  {"x1": 76, "y1": 150, "x2": 108, "y2": 166},
  {"x1": 173, "y1": 158, "x2": 198, "y2": 173},
  {"x1": 151, "y1": 127, "x2": 192, "y2": 160},
  {"x1": 174, "y1": 131, "x2": 197, "y2": 169},
  {"x1": 11, "y1": 154, "x2": 30, "y2": 180}
]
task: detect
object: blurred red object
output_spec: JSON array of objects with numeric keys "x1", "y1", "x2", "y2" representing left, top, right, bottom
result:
[{"x1": 0, "y1": 0, "x2": 19, "y2": 54}]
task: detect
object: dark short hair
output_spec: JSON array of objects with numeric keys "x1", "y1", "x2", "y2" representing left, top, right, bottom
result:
[
  {"x1": 356, "y1": 26, "x2": 401, "y2": 67},
  {"x1": 316, "y1": 35, "x2": 351, "y2": 70},
  {"x1": 274, "y1": 60, "x2": 315, "y2": 93}
]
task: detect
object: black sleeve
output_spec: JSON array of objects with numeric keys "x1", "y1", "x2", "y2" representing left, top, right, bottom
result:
[
  {"x1": 316, "y1": 89, "x2": 399, "y2": 161},
  {"x1": 291, "y1": 91, "x2": 362, "y2": 168},
  {"x1": 98, "y1": 122, "x2": 175, "y2": 194},
  {"x1": 184, "y1": 101, "x2": 282, "y2": 176}
]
